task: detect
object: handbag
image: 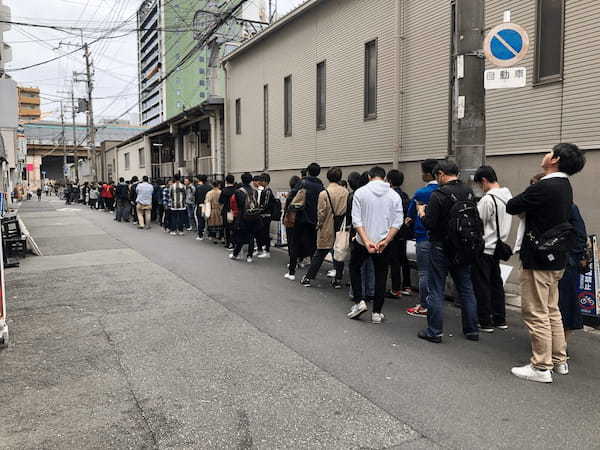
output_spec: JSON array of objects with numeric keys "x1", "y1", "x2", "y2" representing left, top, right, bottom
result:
[
  {"x1": 203, "y1": 201, "x2": 212, "y2": 219},
  {"x1": 227, "y1": 210, "x2": 234, "y2": 223},
  {"x1": 326, "y1": 190, "x2": 350, "y2": 262},
  {"x1": 490, "y1": 195, "x2": 513, "y2": 261}
]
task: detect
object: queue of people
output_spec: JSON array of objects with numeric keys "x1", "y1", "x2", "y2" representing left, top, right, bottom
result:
[{"x1": 71, "y1": 142, "x2": 588, "y2": 384}]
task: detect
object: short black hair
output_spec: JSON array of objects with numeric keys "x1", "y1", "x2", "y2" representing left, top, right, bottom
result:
[
  {"x1": 173, "y1": 174, "x2": 181, "y2": 182},
  {"x1": 307, "y1": 162, "x2": 321, "y2": 177},
  {"x1": 119, "y1": 177, "x2": 124, "y2": 182},
  {"x1": 142, "y1": 175, "x2": 149, "y2": 182},
  {"x1": 225, "y1": 174, "x2": 235, "y2": 184},
  {"x1": 474, "y1": 166, "x2": 498, "y2": 183},
  {"x1": 359, "y1": 171, "x2": 370, "y2": 188},
  {"x1": 253, "y1": 175, "x2": 262, "y2": 182},
  {"x1": 347, "y1": 172, "x2": 361, "y2": 191},
  {"x1": 261, "y1": 173, "x2": 271, "y2": 183},
  {"x1": 241, "y1": 172, "x2": 253, "y2": 184},
  {"x1": 198, "y1": 174, "x2": 208, "y2": 183},
  {"x1": 300, "y1": 168, "x2": 307, "y2": 177},
  {"x1": 289, "y1": 175, "x2": 300, "y2": 189},
  {"x1": 553, "y1": 143, "x2": 586, "y2": 175},
  {"x1": 433, "y1": 160, "x2": 459, "y2": 177},
  {"x1": 386, "y1": 169, "x2": 404, "y2": 187},
  {"x1": 212, "y1": 180, "x2": 221, "y2": 188},
  {"x1": 327, "y1": 167, "x2": 342, "y2": 183},
  {"x1": 131, "y1": 176, "x2": 139, "y2": 182},
  {"x1": 421, "y1": 159, "x2": 438, "y2": 177},
  {"x1": 369, "y1": 166, "x2": 386, "y2": 179}
]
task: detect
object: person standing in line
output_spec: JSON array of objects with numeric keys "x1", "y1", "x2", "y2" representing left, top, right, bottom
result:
[
  {"x1": 283, "y1": 175, "x2": 302, "y2": 280},
  {"x1": 205, "y1": 181, "x2": 224, "y2": 242},
  {"x1": 507, "y1": 143, "x2": 586, "y2": 383},
  {"x1": 115, "y1": 177, "x2": 130, "y2": 222},
  {"x1": 169, "y1": 174, "x2": 187, "y2": 236},
  {"x1": 194, "y1": 175, "x2": 212, "y2": 240},
  {"x1": 472, "y1": 166, "x2": 513, "y2": 333},
  {"x1": 43, "y1": 184, "x2": 49, "y2": 197},
  {"x1": 161, "y1": 180, "x2": 173, "y2": 232},
  {"x1": 89, "y1": 183, "x2": 99, "y2": 209},
  {"x1": 151, "y1": 181, "x2": 162, "y2": 223},
  {"x1": 129, "y1": 176, "x2": 140, "y2": 225},
  {"x1": 385, "y1": 169, "x2": 412, "y2": 298},
  {"x1": 219, "y1": 174, "x2": 237, "y2": 250},
  {"x1": 417, "y1": 160, "x2": 481, "y2": 343},
  {"x1": 347, "y1": 167, "x2": 403, "y2": 324},
  {"x1": 36, "y1": 187, "x2": 42, "y2": 201},
  {"x1": 229, "y1": 172, "x2": 260, "y2": 263},
  {"x1": 136, "y1": 176, "x2": 155, "y2": 230},
  {"x1": 184, "y1": 177, "x2": 196, "y2": 231},
  {"x1": 405, "y1": 159, "x2": 438, "y2": 318},
  {"x1": 301, "y1": 167, "x2": 348, "y2": 289},
  {"x1": 288, "y1": 163, "x2": 324, "y2": 276},
  {"x1": 257, "y1": 173, "x2": 275, "y2": 259}
]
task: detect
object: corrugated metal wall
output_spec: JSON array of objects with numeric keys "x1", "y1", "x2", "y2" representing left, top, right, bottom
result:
[{"x1": 486, "y1": 0, "x2": 600, "y2": 154}]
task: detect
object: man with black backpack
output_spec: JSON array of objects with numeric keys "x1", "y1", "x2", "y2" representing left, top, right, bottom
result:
[
  {"x1": 417, "y1": 160, "x2": 482, "y2": 343},
  {"x1": 472, "y1": 166, "x2": 513, "y2": 333},
  {"x1": 507, "y1": 143, "x2": 585, "y2": 383},
  {"x1": 257, "y1": 173, "x2": 277, "y2": 259},
  {"x1": 229, "y1": 172, "x2": 261, "y2": 263}
]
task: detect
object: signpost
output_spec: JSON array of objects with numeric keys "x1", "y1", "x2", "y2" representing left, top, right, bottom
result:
[{"x1": 483, "y1": 20, "x2": 529, "y2": 91}]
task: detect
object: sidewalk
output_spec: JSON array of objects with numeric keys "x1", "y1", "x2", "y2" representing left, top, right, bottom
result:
[{"x1": 0, "y1": 199, "x2": 422, "y2": 449}]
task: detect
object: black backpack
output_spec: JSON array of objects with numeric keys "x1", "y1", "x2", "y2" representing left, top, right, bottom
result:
[
  {"x1": 440, "y1": 187, "x2": 484, "y2": 265},
  {"x1": 240, "y1": 187, "x2": 262, "y2": 220},
  {"x1": 271, "y1": 198, "x2": 282, "y2": 221}
]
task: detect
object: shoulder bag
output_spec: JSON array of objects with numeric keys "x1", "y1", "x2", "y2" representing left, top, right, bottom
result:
[{"x1": 490, "y1": 195, "x2": 513, "y2": 261}]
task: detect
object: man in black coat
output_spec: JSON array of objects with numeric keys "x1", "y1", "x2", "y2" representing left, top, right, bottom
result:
[
  {"x1": 507, "y1": 143, "x2": 585, "y2": 383},
  {"x1": 219, "y1": 174, "x2": 237, "y2": 249}
]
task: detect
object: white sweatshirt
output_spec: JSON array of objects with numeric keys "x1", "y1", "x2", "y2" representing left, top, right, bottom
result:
[{"x1": 478, "y1": 187, "x2": 513, "y2": 256}]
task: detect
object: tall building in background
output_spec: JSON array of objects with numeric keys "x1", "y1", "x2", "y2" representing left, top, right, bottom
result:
[
  {"x1": 0, "y1": 0, "x2": 12, "y2": 77},
  {"x1": 137, "y1": 0, "x2": 265, "y2": 127},
  {"x1": 17, "y1": 87, "x2": 41, "y2": 122}
]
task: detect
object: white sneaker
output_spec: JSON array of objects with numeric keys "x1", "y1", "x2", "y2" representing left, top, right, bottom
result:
[
  {"x1": 246, "y1": 257, "x2": 253, "y2": 263},
  {"x1": 554, "y1": 362, "x2": 569, "y2": 375},
  {"x1": 195, "y1": 236, "x2": 203, "y2": 241},
  {"x1": 284, "y1": 273, "x2": 296, "y2": 281},
  {"x1": 177, "y1": 232, "x2": 185, "y2": 236},
  {"x1": 347, "y1": 300, "x2": 368, "y2": 319},
  {"x1": 229, "y1": 253, "x2": 240, "y2": 260},
  {"x1": 169, "y1": 231, "x2": 177, "y2": 236},
  {"x1": 186, "y1": 227, "x2": 193, "y2": 231},
  {"x1": 258, "y1": 252, "x2": 271, "y2": 259},
  {"x1": 372, "y1": 313, "x2": 385, "y2": 324},
  {"x1": 326, "y1": 269, "x2": 336, "y2": 278},
  {"x1": 511, "y1": 364, "x2": 553, "y2": 383}
]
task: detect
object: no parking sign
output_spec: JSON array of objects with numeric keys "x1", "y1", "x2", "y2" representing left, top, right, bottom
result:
[{"x1": 483, "y1": 23, "x2": 529, "y2": 68}]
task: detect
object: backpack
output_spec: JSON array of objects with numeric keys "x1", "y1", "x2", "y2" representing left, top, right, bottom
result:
[
  {"x1": 440, "y1": 186, "x2": 484, "y2": 265},
  {"x1": 240, "y1": 187, "x2": 262, "y2": 219},
  {"x1": 271, "y1": 198, "x2": 282, "y2": 221}
]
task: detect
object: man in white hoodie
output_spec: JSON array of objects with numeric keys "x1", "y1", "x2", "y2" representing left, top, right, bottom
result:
[
  {"x1": 472, "y1": 166, "x2": 513, "y2": 333},
  {"x1": 347, "y1": 166, "x2": 404, "y2": 324}
]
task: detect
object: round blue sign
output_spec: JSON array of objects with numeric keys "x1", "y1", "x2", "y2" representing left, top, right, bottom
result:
[
  {"x1": 490, "y1": 29, "x2": 524, "y2": 60},
  {"x1": 484, "y1": 23, "x2": 530, "y2": 68}
]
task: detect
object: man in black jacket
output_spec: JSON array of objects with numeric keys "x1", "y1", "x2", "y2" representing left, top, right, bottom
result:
[
  {"x1": 229, "y1": 172, "x2": 260, "y2": 262},
  {"x1": 287, "y1": 163, "x2": 324, "y2": 276},
  {"x1": 194, "y1": 175, "x2": 212, "y2": 240},
  {"x1": 507, "y1": 143, "x2": 585, "y2": 383},
  {"x1": 219, "y1": 174, "x2": 237, "y2": 249},
  {"x1": 417, "y1": 160, "x2": 479, "y2": 343},
  {"x1": 115, "y1": 177, "x2": 130, "y2": 222},
  {"x1": 129, "y1": 176, "x2": 139, "y2": 225}
]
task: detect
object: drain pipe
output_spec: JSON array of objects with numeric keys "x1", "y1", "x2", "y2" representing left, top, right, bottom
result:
[{"x1": 393, "y1": 0, "x2": 406, "y2": 170}]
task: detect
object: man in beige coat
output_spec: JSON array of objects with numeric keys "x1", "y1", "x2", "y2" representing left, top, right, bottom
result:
[{"x1": 301, "y1": 167, "x2": 348, "y2": 289}]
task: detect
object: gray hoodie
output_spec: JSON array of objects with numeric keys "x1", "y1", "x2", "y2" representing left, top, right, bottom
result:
[
  {"x1": 352, "y1": 180, "x2": 404, "y2": 246},
  {"x1": 478, "y1": 187, "x2": 513, "y2": 256}
]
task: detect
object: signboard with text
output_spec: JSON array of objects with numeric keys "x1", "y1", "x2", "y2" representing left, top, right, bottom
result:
[{"x1": 578, "y1": 235, "x2": 600, "y2": 317}]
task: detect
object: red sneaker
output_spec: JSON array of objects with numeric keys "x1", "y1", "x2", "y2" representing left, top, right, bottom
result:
[{"x1": 407, "y1": 305, "x2": 428, "y2": 317}]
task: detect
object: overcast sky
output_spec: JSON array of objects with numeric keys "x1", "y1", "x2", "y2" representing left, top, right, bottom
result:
[{"x1": 4, "y1": 0, "x2": 299, "y2": 124}]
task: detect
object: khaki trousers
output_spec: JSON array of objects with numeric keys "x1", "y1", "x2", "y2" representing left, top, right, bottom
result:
[
  {"x1": 520, "y1": 269, "x2": 567, "y2": 370},
  {"x1": 136, "y1": 204, "x2": 152, "y2": 228}
]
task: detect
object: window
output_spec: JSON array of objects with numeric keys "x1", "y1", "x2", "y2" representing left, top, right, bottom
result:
[
  {"x1": 535, "y1": 0, "x2": 565, "y2": 84},
  {"x1": 364, "y1": 39, "x2": 378, "y2": 119},
  {"x1": 124, "y1": 152, "x2": 130, "y2": 170},
  {"x1": 316, "y1": 61, "x2": 326, "y2": 130},
  {"x1": 235, "y1": 98, "x2": 242, "y2": 135},
  {"x1": 176, "y1": 90, "x2": 181, "y2": 96},
  {"x1": 198, "y1": 68, "x2": 205, "y2": 74},
  {"x1": 138, "y1": 148, "x2": 145, "y2": 168},
  {"x1": 284, "y1": 75, "x2": 292, "y2": 136},
  {"x1": 199, "y1": 92, "x2": 205, "y2": 98},
  {"x1": 198, "y1": 79, "x2": 205, "y2": 86},
  {"x1": 176, "y1": 101, "x2": 182, "y2": 108},
  {"x1": 264, "y1": 84, "x2": 269, "y2": 169}
]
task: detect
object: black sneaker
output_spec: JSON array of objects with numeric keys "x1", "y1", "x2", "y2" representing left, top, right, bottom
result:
[
  {"x1": 418, "y1": 329, "x2": 442, "y2": 344},
  {"x1": 331, "y1": 280, "x2": 342, "y2": 289},
  {"x1": 465, "y1": 333, "x2": 480, "y2": 342},
  {"x1": 300, "y1": 276, "x2": 311, "y2": 287}
]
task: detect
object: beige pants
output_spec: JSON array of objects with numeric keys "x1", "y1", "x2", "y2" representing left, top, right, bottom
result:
[
  {"x1": 520, "y1": 269, "x2": 567, "y2": 370},
  {"x1": 136, "y1": 204, "x2": 152, "y2": 228}
]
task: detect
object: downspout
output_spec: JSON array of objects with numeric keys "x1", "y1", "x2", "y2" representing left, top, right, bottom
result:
[
  {"x1": 393, "y1": 0, "x2": 405, "y2": 169},
  {"x1": 223, "y1": 62, "x2": 231, "y2": 176}
]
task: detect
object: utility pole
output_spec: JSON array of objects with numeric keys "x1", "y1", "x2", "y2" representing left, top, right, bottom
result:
[
  {"x1": 451, "y1": 0, "x2": 485, "y2": 185},
  {"x1": 83, "y1": 43, "x2": 97, "y2": 182},
  {"x1": 70, "y1": 88, "x2": 80, "y2": 182},
  {"x1": 60, "y1": 101, "x2": 67, "y2": 183}
]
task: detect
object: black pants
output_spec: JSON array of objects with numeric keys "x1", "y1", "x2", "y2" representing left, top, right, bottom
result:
[
  {"x1": 257, "y1": 217, "x2": 272, "y2": 252},
  {"x1": 171, "y1": 209, "x2": 186, "y2": 232},
  {"x1": 223, "y1": 214, "x2": 233, "y2": 247},
  {"x1": 233, "y1": 220, "x2": 257, "y2": 258},
  {"x1": 389, "y1": 239, "x2": 411, "y2": 291},
  {"x1": 349, "y1": 243, "x2": 390, "y2": 314},
  {"x1": 471, "y1": 253, "x2": 506, "y2": 327},
  {"x1": 196, "y1": 207, "x2": 206, "y2": 237},
  {"x1": 306, "y1": 248, "x2": 344, "y2": 281}
]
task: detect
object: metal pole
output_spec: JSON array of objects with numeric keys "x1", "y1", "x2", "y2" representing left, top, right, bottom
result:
[
  {"x1": 61, "y1": 101, "x2": 67, "y2": 183},
  {"x1": 84, "y1": 43, "x2": 97, "y2": 181},
  {"x1": 71, "y1": 88, "x2": 80, "y2": 182},
  {"x1": 451, "y1": 0, "x2": 486, "y2": 185}
]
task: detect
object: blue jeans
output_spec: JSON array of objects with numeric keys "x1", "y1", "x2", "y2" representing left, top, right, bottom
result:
[
  {"x1": 426, "y1": 243, "x2": 478, "y2": 337},
  {"x1": 186, "y1": 204, "x2": 196, "y2": 230},
  {"x1": 416, "y1": 240, "x2": 432, "y2": 309}
]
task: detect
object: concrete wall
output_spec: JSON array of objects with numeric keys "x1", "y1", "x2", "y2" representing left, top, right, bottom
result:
[{"x1": 116, "y1": 137, "x2": 149, "y2": 181}]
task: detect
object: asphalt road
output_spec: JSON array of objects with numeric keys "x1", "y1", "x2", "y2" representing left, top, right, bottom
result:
[{"x1": 3, "y1": 198, "x2": 600, "y2": 449}]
